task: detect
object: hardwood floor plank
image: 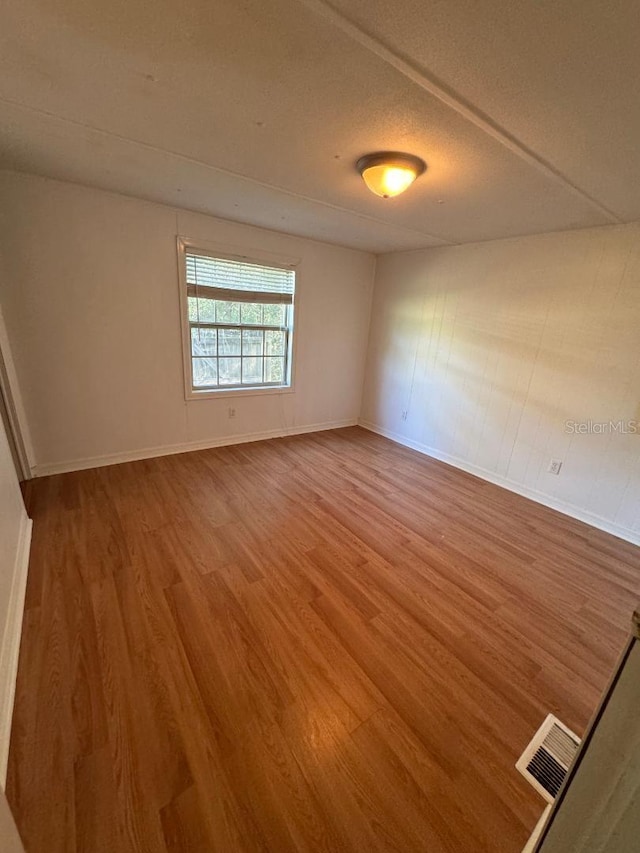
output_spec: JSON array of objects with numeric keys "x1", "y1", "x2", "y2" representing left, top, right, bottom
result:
[
  {"x1": 89, "y1": 573, "x2": 168, "y2": 852},
  {"x1": 159, "y1": 785, "x2": 214, "y2": 853},
  {"x1": 74, "y1": 746, "x2": 126, "y2": 853},
  {"x1": 7, "y1": 426, "x2": 640, "y2": 852}
]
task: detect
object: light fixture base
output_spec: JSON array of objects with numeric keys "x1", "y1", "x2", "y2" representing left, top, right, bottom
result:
[{"x1": 356, "y1": 151, "x2": 427, "y2": 177}]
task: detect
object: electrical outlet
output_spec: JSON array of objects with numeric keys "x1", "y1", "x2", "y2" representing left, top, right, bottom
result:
[
  {"x1": 228, "y1": 407, "x2": 236, "y2": 419},
  {"x1": 401, "y1": 410, "x2": 408, "y2": 421},
  {"x1": 548, "y1": 459, "x2": 562, "y2": 475}
]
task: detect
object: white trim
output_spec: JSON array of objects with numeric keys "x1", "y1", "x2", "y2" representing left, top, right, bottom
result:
[
  {"x1": 0, "y1": 512, "x2": 32, "y2": 786},
  {"x1": 523, "y1": 804, "x2": 552, "y2": 853},
  {"x1": 0, "y1": 306, "x2": 34, "y2": 479},
  {"x1": 359, "y1": 420, "x2": 640, "y2": 547},
  {"x1": 179, "y1": 237, "x2": 300, "y2": 271},
  {"x1": 31, "y1": 419, "x2": 358, "y2": 477},
  {"x1": 187, "y1": 385, "x2": 296, "y2": 401}
]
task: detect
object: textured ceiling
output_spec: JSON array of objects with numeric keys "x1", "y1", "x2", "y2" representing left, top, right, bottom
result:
[{"x1": 0, "y1": 0, "x2": 638, "y2": 252}]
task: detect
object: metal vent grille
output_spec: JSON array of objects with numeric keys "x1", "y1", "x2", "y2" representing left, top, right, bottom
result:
[{"x1": 516, "y1": 714, "x2": 580, "y2": 803}]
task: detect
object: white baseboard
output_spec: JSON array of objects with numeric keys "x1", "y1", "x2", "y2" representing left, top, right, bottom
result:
[
  {"x1": 359, "y1": 420, "x2": 640, "y2": 547},
  {"x1": 31, "y1": 419, "x2": 359, "y2": 477},
  {"x1": 523, "y1": 804, "x2": 552, "y2": 853},
  {"x1": 0, "y1": 512, "x2": 32, "y2": 787}
]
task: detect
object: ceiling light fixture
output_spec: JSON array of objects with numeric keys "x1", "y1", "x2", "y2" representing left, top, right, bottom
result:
[{"x1": 356, "y1": 151, "x2": 427, "y2": 199}]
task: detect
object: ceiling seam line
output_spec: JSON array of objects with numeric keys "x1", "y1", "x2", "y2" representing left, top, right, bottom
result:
[
  {"x1": 0, "y1": 95, "x2": 456, "y2": 246},
  {"x1": 295, "y1": 0, "x2": 623, "y2": 224}
]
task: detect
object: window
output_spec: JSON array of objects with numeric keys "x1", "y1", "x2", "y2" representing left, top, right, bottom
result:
[{"x1": 179, "y1": 243, "x2": 296, "y2": 395}]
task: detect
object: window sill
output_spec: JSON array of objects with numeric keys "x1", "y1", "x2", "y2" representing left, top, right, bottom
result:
[{"x1": 185, "y1": 385, "x2": 294, "y2": 401}]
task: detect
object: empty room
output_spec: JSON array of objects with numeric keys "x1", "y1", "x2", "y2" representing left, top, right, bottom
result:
[{"x1": 1, "y1": 0, "x2": 639, "y2": 851}]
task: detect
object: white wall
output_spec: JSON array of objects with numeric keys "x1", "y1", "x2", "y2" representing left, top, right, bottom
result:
[
  {"x1": 0, "y1": 171, "x2": 375, "y2": 473},
  {"x1": 537, "y1": 634, "x2": 640, "y2": 852},
  {"x1": 0, "y1": 411, "x2": 31, "y2": 785},
  {"x1": 361, "y1": 225, "x2": 640, "y2": 544}
]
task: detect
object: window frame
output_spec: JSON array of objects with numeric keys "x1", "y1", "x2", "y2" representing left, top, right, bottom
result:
[{"x1": 177, "y1": 237, "x2": 299, "y2": 401}]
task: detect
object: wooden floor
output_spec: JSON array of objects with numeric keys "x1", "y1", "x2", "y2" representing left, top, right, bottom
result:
[{"x1": 7, "y1": 427, "x2": 640, "y2": 852}]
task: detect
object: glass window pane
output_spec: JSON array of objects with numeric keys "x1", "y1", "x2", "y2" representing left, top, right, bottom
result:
[
  {"x1": 265, "y1": 330, "x2": 285, "y2": 356},
  {"x1": 219, "y1": 357, "x2": 241, "y2": 385},
  {"x1": 191, "y1": 327, "x2": 217, "y2": 356},
  {"x1": 188, "y1": 296, "x2": 199, "y2": 321},
  {"x1": 240, "y1": 303, "x2": 263, "y2": 325},
  {"x1": 215, "y1": 301, "x2": 241, "y2": 324},
  {"x1": 264, "y1": 356, "x2": 285, "y2": 384},
  {"x1": 242, "y1": 329, "x2": 263, "y2": 356},
  {"x1": 242, "y1": 357, "x2": 263, "y2": 385},
  {"x1": 218, "y1": 329, "x2": 241, "y2": 355},
  {"x1": 263, "y1": 304, "x2": 286, "y2": 326},
  {"x1": 192, "y1": 357, "x2": 218, "y2": 387},
  {"x1": 195, "y1": 298, "x2": 216, "y2": 322}
]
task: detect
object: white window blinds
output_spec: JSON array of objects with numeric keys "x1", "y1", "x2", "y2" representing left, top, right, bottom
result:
[{"x1": 186, "y1": 252, "x2": 295, "y2": 305}]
